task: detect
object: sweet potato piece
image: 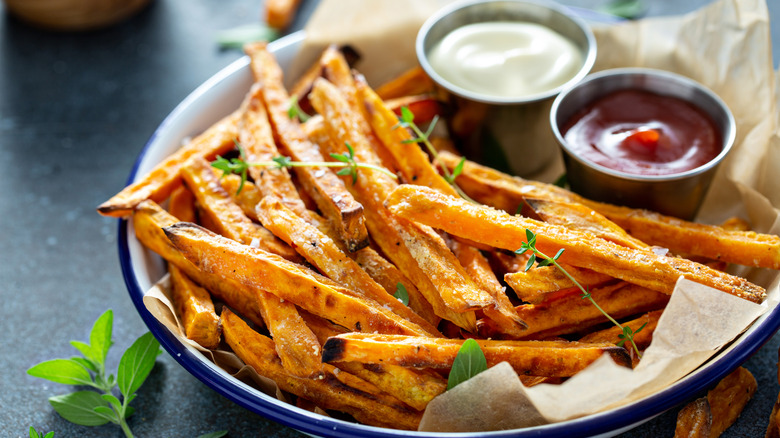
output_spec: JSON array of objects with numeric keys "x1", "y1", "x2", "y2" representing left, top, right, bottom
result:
[
  {"x1": 164, "y1": 222, "x2": 431, "y2": 336},
  {"x1": 580, "y1": 310, "x2": 662, "y2": 366},
  {"x1": 221, "y1": 309, "x2": 423, "y2": 430},
  {"x1": 489, "y1": 282, "x2": 669, "y2": 340},
  {"x1": 766, "y1": 392, "x2": 780, "y2": 438},
  {"x1": 385, "y1": 94, "x2": 443, "y2": 125},
  {"x1": 168, "y1": 185, "x2": 197, "y2": 223},
  {"x1": 217, "y1": 172, "x2": 264, "y2": 222},
  {"x1": 437, "y1": 151, "x2": 780, "y2": 270},
  {"x1": 132, "y1": 200, "x2": 264, "y2": 328},
  {"x1": 322, "y1": 334, "x2": 631, "y2": 377},
  {"x1": 245, "y1": 42, "x2": 368, "y2": 252},
  {"x1": 264, "y1": 0, "x2": 302, "y2": 29},
  {"x1": 674, "y1": 397, "x2": 712, "y2": 438},
  {"x1": 97, "y1": 110, "x2": 241, "y2": 217},
  {"x1": 505, "y1": 264, "x2": 614, "y2": 304},
  {"x1": 375, "y1": 66, "x2": 436, "y2": 100},
  {"x1": 309, "y1": 77, "x2": 493, "y2": 330},
  {"x1": 385, "y1": 184, "x2": 766, "y2": 303},
  {"x1": 707, "y1": 366, "x2": 756, "y2": 437},
  {"x1": 256, "y1": 195, "x2": 441, "y2": 337},
  {"x1": 169, "y1": 265, "x2": 221, "y2": 349}
]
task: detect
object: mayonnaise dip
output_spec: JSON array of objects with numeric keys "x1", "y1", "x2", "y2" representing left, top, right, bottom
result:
[{"x1": 427, "y1": 21, "x2": 583, "y2": 99}]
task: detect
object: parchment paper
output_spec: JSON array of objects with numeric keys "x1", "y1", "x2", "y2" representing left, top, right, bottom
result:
[{"x1": 143, "y1": 0, "x2": 780, "y2": 432}]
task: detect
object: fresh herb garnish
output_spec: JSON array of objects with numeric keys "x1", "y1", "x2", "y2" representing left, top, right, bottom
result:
[
  {"x1": 600, "y1": 0, "x2": 646, "y2": 20},
  {"x1": 212, "y1": 142, "x2": 397, "y2": 194},
  {"x1": 393, "y1": 283, "x2": 409, "y2": 306},
  {"x1": 394, "y1": 106, "x2": 475, "y2": 203},
  {"x1": 515, "y1": 229, "x2": 645, "y2": 358},
  {"x1": 216, "y1": 24, "x2": 280, "y2": 50},
  {"x1": 27, "y1": 310, "x2": 161, "y2": 438},
  {"x1": 287, "y1": 95, "x2": 311, "y2": 122},
  {"x1": 552, "y1": 173, "x2": 568, "y2": 188},
  {"x1": 447, "y1": 338, "x2": 487, "y2": 390},
  {"x1": 29, "y1": 428, "x2": 54, "y2": 438}
]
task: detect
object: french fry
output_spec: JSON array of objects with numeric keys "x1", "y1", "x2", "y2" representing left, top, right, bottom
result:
[
  {"x1": 385, "y1": 94, "x2": 443, "y2": 125},
  {"x1": 300, "y1": 310, "x2": 447, "y2": 411},
  {"x1": 256, "y1": 195, "x2": 441, "y2": 337},
  {"x1": 322, "y1": 333, "x2": 631, "y2": 377},
  {"x1": 580, "y1": 310, "x2": 662, "y2": 366},
  {"x1": 766, "y1": 393, "x2": 780, "y2": 438},
  {"x1": 375, "y1": 66, "x2": 436, "y2": 100},
  {"x1": 168, "y1": 185, "x2": 197, "y2": 223},
  {"x1": 164, "y1": 222, "x2": 433, "y2": 336},
  {"x1": 707, "y1": 366, "x2": 756, "y2": 437},
  {"x1": 132, "y1": 200, "x2": 265, "y2": 328},
  {"x1": 264, "y1": 0, "x2": 302, "y2": 29},
  {"x1": 384, "y1": 184, "x2": 766, "y2": 303},
  {"x1": 674, "y1": 397, "x2": 712, "y2": 438},
  {"x1": 217, "y1": 172, "x2": 264, "y2": 222},
  {"x1": 97, "y1": 110, "x2": 241, "y2": 217},
  {"x1": 245, "y1": 42, "x2": 369, "y2": 252},
  {"x1": 221, "y1": 309, "x2": 423, "y2": 430},
  {"x1": 182, "y1": 159, "x2": 324, "y2": 377},
  {"x1": 505, "y1": 263, "x2": 614, "y2": 304},
  {"x1": 169, "y1": 265, "x2": 221, "y2": 349},
  {"x1": 438, "y1": 150, "x2": 780, "y2": 270},
  {"x1": 485, "y1": 283, "x2": 669, "y2": 340},
  {"x1": 309, "y1": 77, "x2": 494, "y2": 330}
]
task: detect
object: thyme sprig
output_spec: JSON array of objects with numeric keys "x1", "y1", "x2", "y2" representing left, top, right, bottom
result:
[
  {"x1": 515, "y1": 229, "x2": 646, "y2": 358},
  {"x1": 212, "y1": 142, "x2": 397, "y2": 194},
  {"x1": 393, "y1": 107, "x2": 474, "y2": 203}
]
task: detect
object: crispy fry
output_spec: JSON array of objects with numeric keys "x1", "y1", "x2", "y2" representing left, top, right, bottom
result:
[
  {"x1": 164, "y1": 222, "x2": 432, "y2": 336},
  {"x1": 484, "y1": 282, "x2": 669, "y2": 340},
  {"x1": 674, "y1": 397, "x2": 712, "y2": 438},
  {"x1": 375, "y1": 66, "x2": 436, "y2": 100},
  {"x1": 169, "y1": 265, "x2": 221, "y2": 349},
  {"x1": 438, "y1": 150, "x2": 780, "y2": 270},
  {"x1": 309, "y1": 77, "x2": 493, "y2": 330},
  {"x1": 264, "y1": 0, "x2": 302, "y2": 29},
  {"x1": 181, "y1": 156, "x2": 300, "y2": 261},
  {"x1": 385, "y1": 94, "x2": 443, "y2": 125},
  {"x1": 300, "y1": 310, "x2": 446, "y2": 411},
  {"x1": 766, "y1": 392, "x2": 780, "y2": 438},
  {"x1": 97, "y1": 110, "x2": 240, "y2": 217},
  {"x1": 245, "y1": 42, "x2": 369, "y2": 252},
  {"x1": 168, "y1": 185, "x2": 197, "y2": 223},
  {"x1": 217, "y1": 172, "x2": 264, "y2": 222},
  {"x1": 256, "y1": 195, "x2": 441, "y2": 336},
  {"x1": 707, "y1": 366, "x2": 756, "y2": 437},
  {"x1": 132, "y1": 200, "x2": 265, "y2": 328},
  {"x1": 580, "y1": 310, "x2": 662, "y2": 366},
  {"x1": 322, "y1": 333, "x2": 631, "y2": 377},
  {"x1": 505, "y1": 264, "x2": 614, "y2": 304},
  {"x1": 385, "y1": 184, "x2": 766, "y2": 303},
  {"x1": 221, "y1": 309, "x2": 423, "y2": 430}
]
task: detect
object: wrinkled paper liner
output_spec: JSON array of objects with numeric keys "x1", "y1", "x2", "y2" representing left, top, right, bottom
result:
[{"x1": 142, "y1": 0, "x2": 780, "y2": 433}]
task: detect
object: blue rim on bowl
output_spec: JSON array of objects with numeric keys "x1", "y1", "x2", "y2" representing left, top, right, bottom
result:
[{"x1": 117, "y1": 30, "x2": 780, "y2": 438}]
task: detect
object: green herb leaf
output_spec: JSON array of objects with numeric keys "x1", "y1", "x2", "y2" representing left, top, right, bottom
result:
[
  {"x1": 216, "y1": 24, "x2": 280, "y2": 50},
  {"x1": 393, "y1": 283, "x2": 409, "y2": 306},
  {"x1": 287, "y1": 96, "x2": 311, "y2": 122},
  {"x1": 117, "y1": 332, "x2": 161, "y2": 398},
  {"x1": 27, "y1": 359, "x2": 94, "y2": 386},
  {"x1": 451, "y1": 157, "x2": 466, "y2": 180},
  {"x1": 70, "y1": 356, "x2": 97, "y2": 373},
  {"x1": 89, "y1": 310, "x2": 113, "y2": 366},
  {"x1": 524, "y1": 253, "x2": 537, "y2": 272},
  {"x1": 552, "y1": 173, "x2": 568, "y2": 188},
  {"x1": 447, "y1": 339, "x2": 487, "y2": 390},
  {"x1": 272, "y1": 155, "x2": 293, "y2": 168},
  {"x1": 29, "y1": 427, "x2": 53, "y2": 438},
  {"x1": 101, "y1": 393, "x2": 122, "y2": 413},
  {"x1": 330, "y1": 152, "x2": 351, "y2": 163},
  {"x1": 600, "y1": 0, "x2": 646, "y2": 19},
  {"x1": 49, "y1": 391, "x2": 112, "y2": 427},
  {"x1": 634, "y1": 321, "x2": 649, "y2": 336},
  {"x1": 91, "y1": 406, "x2": 119, "y2": 423},
  {"x1": 198, "y1": 432, "x2": 229, "y2": 438},
  {"x1": 400, "y1": 106, "x2": 415, "y2": 124}
]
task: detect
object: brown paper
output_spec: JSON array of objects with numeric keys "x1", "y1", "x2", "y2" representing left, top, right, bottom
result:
[{"x1": 139, "y1": 0, "x2": 780, "y2": 433}]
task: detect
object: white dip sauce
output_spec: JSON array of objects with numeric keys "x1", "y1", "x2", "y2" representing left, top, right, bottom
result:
[{"x1": 427, "y1": 21, "x2": 583, "y2": 99}]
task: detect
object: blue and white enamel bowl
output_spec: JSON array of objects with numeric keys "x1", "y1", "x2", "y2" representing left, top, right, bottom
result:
[{"x1": 118, "y1": 29, "x2": 780, "y2": 438}]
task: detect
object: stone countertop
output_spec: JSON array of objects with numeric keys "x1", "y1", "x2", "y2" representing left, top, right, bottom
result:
[{"x1": 1, "y1": 0, "x2": 778, "y2": 436}]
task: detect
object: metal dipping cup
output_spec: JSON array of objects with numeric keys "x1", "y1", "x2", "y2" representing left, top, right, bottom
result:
[
  {"x1": 416, "y1": 0, "x2": 596, "y2": 176},
  {"x1": 550, "y1": 68, "x2": 736, "y2": 220}
]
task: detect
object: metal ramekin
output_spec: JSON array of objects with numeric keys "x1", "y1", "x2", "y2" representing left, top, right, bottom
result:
[{"x1": 550, "y1": 68, "x2": 736, "y2": 220}]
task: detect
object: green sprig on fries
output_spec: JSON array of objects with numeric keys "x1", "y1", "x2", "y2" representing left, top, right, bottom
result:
[
  {"x1": 212, "y1": 142, "x2": 397, "y2": 194},
  {"x1": 515, "y1": 229, "x2": 646, "y2": 358}
]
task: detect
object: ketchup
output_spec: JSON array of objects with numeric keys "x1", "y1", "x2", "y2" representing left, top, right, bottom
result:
[{"x1": 561, "y1": 89, "x2": 721, "y2": 175}]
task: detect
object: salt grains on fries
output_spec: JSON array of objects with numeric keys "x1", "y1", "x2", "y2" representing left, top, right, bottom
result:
[{"x1": 98, "y1": 43, "x2": 778, "y2": 431}]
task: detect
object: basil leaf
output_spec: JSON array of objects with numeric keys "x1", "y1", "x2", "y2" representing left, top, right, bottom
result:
[
  {"x1": 28, "y1": 359, "x2": 93, "y2": 386},
  {"x1": 89, "y1": 309, "x2": 113, "y2": 366},
  {"x1": 70, "y1": 356, "x2": 97, "y2": 373},
  {"x1": 447, "y1": 338, "x2": 487, "y2": 390},
  {"x1": 49, "y1": 391, "x2": 112, "y2": 426},
  {"x1": 393, "y1": 283, "x2": 409, "y2": 306},
  {"x1": 101, "y1": 393, "x2": 122, "y2": 412},
  {"x1": 117, "y1": 332, "x2": 160, "y2": 397},
  {"x1": 92, "y1": 406, "x2": 118, "y2": 422}
]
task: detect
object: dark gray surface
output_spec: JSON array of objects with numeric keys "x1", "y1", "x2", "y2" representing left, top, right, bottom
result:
[{"x1": 1, "y1": 0, "x2": 778, "y2": 437}]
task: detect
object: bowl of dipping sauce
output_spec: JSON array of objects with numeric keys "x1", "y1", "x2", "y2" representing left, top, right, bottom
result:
[
  {"x1": 416, "y1": 0, "x2": 596, "y2": 175},
  {"x1": 550, "y1": 68, "x2": 736, "y2": 219}
]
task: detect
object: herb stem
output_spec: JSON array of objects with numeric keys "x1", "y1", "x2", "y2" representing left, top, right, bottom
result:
[{"x1": 247, "y1": 160, "x2": 396, "y2": 179}]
